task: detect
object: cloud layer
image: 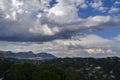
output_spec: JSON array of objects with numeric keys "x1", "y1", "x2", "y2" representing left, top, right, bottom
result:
[
  {"x1": 0, "y1": 0, "x2": 120, "y2": 57},
  {"x1": 0, "y1": 0, "x2": 120, "y2": 42},
  {"x1": 1, "y1": 34, "x2": 120, "y2": 57}
]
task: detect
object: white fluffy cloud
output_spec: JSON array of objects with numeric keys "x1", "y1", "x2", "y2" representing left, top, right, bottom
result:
[
  {"x1": 90, "y1": 0, "x2": 103, "y2": 8},
  {"x1": 114, "y1": 1, "x2": 120, "y2": 5},
  {"x1": 80, "y1": 3, "x2": 88, "y2": 8},
  {"x1": 109, "y1": 7, "x2": 119, "y2": 13},
  {"x1": 0, "y1": 0, "x2": 119, "y2": 40},
  {"x1": 114, "y1": 34, "x2": 120, "y2": 41},
  {"x1": 90, "y1": 0, "x2": 107, "y2": 12}
]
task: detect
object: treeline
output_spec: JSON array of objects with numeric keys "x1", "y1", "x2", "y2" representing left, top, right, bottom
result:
[
  {"x1": 43, "y1": 57, "x2": 120, "y2": 80},
  {"x1": 1, "y1": 57, "x2": 120, "y2": 80},
  {"x1": 0, "y1": 59, "x2": 67, "y2": 80}
]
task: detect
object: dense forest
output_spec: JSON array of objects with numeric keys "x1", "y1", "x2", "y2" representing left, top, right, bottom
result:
[{"x1": 0, "y1": 57, "x2": 120, "y2": 80}]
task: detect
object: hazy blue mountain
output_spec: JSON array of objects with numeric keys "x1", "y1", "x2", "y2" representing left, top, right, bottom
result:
[{"x1": 0, "y1": 51, "x2": 56, "y2": 60}]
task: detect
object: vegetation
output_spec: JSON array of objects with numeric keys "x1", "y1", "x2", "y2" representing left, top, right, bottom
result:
[
  {"x1": 0, "y1": 59, "x2": 12, "y2": 78},
  {"x1": 0, "y1": 57, "x2": 120, "y2": 80},
  {"x1": 6, "y1": 63, "x2": 36, "y2": 80},
  {"x1": 32, "y1": 64, "x2": 67, "y2": 80},
  {"x1": 0, "y1": 59, "x2": 67, "y2": 80}
]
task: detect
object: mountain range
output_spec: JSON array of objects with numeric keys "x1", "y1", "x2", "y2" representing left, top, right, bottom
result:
[{"x1": 0, "y1": 51, "x2": 56, "y2": 60}]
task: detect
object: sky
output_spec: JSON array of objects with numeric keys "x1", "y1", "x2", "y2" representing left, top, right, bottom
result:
[{"x1": 0, "y1": 0, "x2": 120, "y2": 57}]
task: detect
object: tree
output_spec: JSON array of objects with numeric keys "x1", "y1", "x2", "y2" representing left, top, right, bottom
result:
[
  {"x1": 32, "y1": 64, "x2": 68, "y2": 80},
  {"x1": 7, "y1": 63, "x2": 36, "y2": 80},
  {"x1": 0, "y1": 59, "x2": 12, "y2": 78}
]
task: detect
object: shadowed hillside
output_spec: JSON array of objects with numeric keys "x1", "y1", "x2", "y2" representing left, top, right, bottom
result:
[{"x1": 0, "y1": 51, "x2": 56, "y2": 60}]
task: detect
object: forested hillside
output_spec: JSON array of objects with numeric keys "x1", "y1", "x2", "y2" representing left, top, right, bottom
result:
[{"x1": 0, "y1": 57, "x2": 120, "y2": 80}]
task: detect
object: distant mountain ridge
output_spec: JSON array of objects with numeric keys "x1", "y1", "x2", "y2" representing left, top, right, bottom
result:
[{"x1": 0, "y1": 51, "x2": 56, "y2": 60}]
